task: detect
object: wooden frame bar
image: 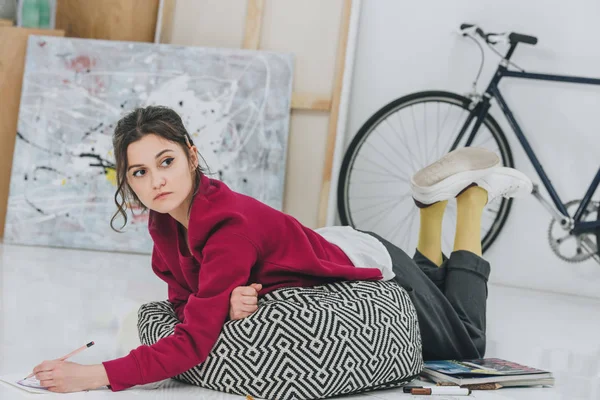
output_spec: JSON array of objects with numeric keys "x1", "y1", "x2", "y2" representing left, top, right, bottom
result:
[
  {"x1": 291, "y1": 93, "x2": 332, "y2": 111},
  {"x1": 317, "y1": 0, "x2": 353, "y2": 226},
  {"x1": 242, "y1": 0, "x2": 265, "y2": 50}
]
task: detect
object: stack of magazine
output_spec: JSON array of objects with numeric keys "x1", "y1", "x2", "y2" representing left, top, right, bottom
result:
[{"x1": 420, "y1": 358, "x2": 554, "y2": 390}]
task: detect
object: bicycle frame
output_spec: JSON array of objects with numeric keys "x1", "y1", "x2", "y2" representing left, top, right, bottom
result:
[{"x1": 450, "y1": 44, "x2": 600, "y2": 236}]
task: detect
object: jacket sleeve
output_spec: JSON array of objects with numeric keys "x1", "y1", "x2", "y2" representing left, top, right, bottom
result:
[
  {"x1": 150, "y1": 247, "x2": 190, "y2": 322},
  {"x1": 102, "y1": 233, "x2": 258, "y2": 391}
]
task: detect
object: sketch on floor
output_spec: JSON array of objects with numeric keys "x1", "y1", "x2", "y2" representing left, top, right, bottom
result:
[
  {"x1": 3, "y1": 36, "x2": 294, "y2": 253},
  {"x1": 17, "y1": 377, "x2": 46, "y2": 390},
  {"x1": 0, "y1": 374, "x2": 49, "y2": 394}
]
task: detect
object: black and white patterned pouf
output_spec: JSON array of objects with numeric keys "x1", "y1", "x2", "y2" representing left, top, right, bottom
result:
[{"x1": 138, "y1": 280, "x2": 424, "y2": 400}]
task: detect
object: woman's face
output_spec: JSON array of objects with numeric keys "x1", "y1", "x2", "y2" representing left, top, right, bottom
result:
[{"x1": 126, "y1": 134, "x2": 197, "y2": 214}]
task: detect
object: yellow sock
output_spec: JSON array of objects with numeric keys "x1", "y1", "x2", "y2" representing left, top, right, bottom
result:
[
  {"x1": 417, "y1": 200, "x2": 447, "y2": 267},
  {"x1": 453, "y1": 186, "x2": 487, "y2": 256}
]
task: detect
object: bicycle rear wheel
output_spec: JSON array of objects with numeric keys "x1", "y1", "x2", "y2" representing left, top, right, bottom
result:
[{"x1": 338, "y1": 91, "x2": 514, "y2": 254}]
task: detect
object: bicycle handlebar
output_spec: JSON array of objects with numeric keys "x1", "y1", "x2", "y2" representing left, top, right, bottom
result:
[
  {"x1": 460, "y1": 23, "x2": 538, "y2": 46},
  {"x1": 508, "y1": 32, "x2": 538, "y2": 45},
  {"x1": 460, "y1": 23, "x2": 484, "y2": 37}
]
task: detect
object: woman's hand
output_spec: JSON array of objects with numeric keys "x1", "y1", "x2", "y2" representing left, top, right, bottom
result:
[
  {"x1": 229, "y1": 283, "x2": 262, "y2": 320},
  {"x1": 33, "y1": 360, "x2": 109, "y2": 393}
]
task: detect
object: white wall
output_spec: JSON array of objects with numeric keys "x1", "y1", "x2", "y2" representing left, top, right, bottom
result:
[{"x1": 346, "y1": 0, "x2": 600, "y2": 298}]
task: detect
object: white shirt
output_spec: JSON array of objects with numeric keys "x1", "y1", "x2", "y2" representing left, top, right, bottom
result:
[{"x1": 315, "y1": 225, "x2": 395, "y2": 281}]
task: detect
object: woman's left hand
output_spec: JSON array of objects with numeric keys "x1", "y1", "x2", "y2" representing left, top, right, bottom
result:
[{"x1": 33, "y1": 360, "x2": 109, "y2": 393}]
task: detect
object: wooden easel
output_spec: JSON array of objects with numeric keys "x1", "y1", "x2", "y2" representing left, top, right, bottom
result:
[{"x1": 239, "y1": 0, "x2": 353, "y2": 227}]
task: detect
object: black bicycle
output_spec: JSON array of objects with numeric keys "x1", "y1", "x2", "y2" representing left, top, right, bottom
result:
[{"x1": 338, "y1": 23, "x2": 600, "y2": 264}]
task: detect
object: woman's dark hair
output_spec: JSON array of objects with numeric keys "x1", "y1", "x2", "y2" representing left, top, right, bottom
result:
[{"x1": 110, "y1": 106, "x2": 206, "y2": 232}]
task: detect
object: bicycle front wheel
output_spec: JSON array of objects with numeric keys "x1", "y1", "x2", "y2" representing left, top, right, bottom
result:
[{"x1": 338, "y1": 91, "x2": 514, "y2": 254}]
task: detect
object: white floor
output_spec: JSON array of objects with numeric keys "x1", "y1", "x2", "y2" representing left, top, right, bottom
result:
[{"x1": 1, "y1": 242, "x2": 599, "y2": 399}]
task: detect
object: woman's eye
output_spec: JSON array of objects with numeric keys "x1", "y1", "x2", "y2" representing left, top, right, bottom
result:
[
  {"x1": 132, "y1": 169, "x2": 145, "y2": 178},
  {"x1": 161, "y1": 157, "x2": 174, "y2": 167}
]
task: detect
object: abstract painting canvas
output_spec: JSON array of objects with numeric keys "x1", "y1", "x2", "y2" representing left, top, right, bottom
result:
[{"x1": 4, "y1": 36, "x2": 293, "y2": 254}]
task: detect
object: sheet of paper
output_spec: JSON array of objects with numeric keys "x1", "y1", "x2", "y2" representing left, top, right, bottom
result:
[
  {"x1": 0, "y1": 373, "x2": 50, "y2": 394},
  {"x1": 0, "y1": 373, "x2": 173, "y2": 395}
]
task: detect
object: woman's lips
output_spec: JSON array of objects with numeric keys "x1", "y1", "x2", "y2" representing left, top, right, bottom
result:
[{"x1": 154, "y1": 192, "x2": 172, "y2": 200}]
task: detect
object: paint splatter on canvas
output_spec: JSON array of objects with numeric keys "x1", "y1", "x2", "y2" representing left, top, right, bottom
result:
[{"x1": 4, "y1": 36, "x2": 293, "y2": 253}]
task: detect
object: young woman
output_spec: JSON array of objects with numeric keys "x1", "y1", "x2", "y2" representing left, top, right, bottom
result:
[{"x1": 31, "y1": 106, "x2": 532, "y2": 393}]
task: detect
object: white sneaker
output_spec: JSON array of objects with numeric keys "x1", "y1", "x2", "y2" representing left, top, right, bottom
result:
[
  {"x1": 475, "y1": 167, "x2": 533, "y2": 204},
  {"x1": 411, "y1": 147, "x2": 500, "y2": 207}
]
